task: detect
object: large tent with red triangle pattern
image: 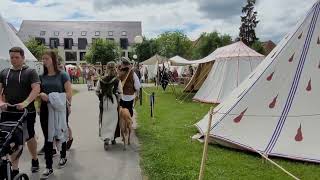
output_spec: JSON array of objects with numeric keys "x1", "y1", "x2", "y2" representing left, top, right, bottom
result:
[{"x1": 196, "y1": 0, "x2": 320, "y2": 163}]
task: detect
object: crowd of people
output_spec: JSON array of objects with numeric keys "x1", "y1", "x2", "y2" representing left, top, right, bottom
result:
[{"x1": 0, "y1": 47, "x2": 142, "y2": 179}]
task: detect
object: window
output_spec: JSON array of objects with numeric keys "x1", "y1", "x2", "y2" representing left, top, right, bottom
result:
[
  {"x1": 54, "y1": 31, "x2": 59, "y2": 36},
  {"x1": 121, "y1": 31, "x2": 127, "y2": 36},
  {"x1": 95, "y1": 31, "x2": 100, "y2": 36},
  {"x1": 92, "y1": 38, "x2": 101, "y2": 44},
  {"x1": 40, "y1": 31, "x2": 46, "y2": 36},
  {"x1": 120, "y1": 38, "x2": 128, "y2": 49},
  {"x1": 81, "y1": 31, "x2": 87, "y2": 36},
  {"x1": 64, "y1": 38, "x2": 73, "y2": 49},
  {"x1": 108, "y1": 31, "x2": 113, "y2": 36},
  {"x1": 67, "y1": 32, "x2": 73, "y2": 36},
  {"x1": 80, "y1": 52, "x2": 86, "y2": 61},
  {"x1": 78, "y1": 38, "x2": 87, "y2": 50},
  {"x1": 107, "y1": 38, "x2": 114, "y2": 42},
  {"x1": 35, "y1": 37, "x2": 45, "y2": 45},
  {"x1": 65, "y1": 52, "x2": 77, "y2": 62},
  {"x1": 49, "y1": 38, "x2": 59, "y2": 49}
]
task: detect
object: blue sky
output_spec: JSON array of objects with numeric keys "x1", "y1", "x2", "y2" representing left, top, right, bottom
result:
[{"x1": 1, "y1": 0, "x2": 316, "y2": 42}]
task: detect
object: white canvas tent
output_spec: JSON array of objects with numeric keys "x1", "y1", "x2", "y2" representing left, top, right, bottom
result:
[
  {"x1": 193, "y1": 41, "x2": 264, "y2": 103},
  {"x1": 196, "y1": 0, "x2": 320, "y2": 163},
  {"x1": 0, "y1": 15, "x2": 41, "y2": 73},
  {"x1": 169, "y1": 55, "x2": 190, "y2": 66}
]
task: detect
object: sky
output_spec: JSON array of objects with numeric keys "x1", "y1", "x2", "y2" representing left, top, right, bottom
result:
[{"x1": 0, "y1": 0, "x2": 316, "y2": 42}]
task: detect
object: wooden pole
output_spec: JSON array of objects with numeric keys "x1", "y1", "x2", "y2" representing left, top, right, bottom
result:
[{"x1": 198, "y1": 107, "x2": 214, "y2": 180}]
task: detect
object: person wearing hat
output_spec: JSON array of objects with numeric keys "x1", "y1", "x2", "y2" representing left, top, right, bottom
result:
[{"x1": 118, "y1": 57, "x2": 141, "y2": 117}]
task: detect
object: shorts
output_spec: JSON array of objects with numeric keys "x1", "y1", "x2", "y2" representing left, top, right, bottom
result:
[{"x1": 0, "y1": 111, "x2": 36, "y2": 142}]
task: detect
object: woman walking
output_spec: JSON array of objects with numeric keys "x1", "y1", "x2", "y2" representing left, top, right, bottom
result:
[
  {"x1": 39, "y1": 50, "x2": 72, "y2": 179},
  {"x1": 96, "y1": 62, "x2": 122, "y2": 150}
]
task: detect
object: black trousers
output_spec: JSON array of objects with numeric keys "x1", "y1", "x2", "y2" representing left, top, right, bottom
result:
[
  {"x1": 120, "y1": 100, "x2": 134, "y2": 117},
  {"x1": 40, "y1": 102, "x2": 66, "y2": 169}
]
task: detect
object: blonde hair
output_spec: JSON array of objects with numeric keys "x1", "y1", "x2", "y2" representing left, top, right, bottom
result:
[{"x1": 106, "y1": 61, "x2": 117, "y2": 77}]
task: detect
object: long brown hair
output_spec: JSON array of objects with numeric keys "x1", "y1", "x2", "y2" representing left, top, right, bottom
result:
[{"x1": 43, "y1": 50, "x2": 60, "y2": 75}]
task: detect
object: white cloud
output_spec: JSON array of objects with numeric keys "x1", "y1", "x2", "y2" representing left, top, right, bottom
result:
[{"x1": 0, "y1": 0, "x2": 318, "y2": 42}]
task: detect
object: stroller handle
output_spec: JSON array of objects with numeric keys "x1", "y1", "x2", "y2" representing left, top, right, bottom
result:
[{"x1": 5, "y1": 103, "x2": 28, "y2": 119}]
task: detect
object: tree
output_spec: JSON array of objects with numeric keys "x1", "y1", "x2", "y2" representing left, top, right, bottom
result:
[
  {"x1": 155, "y1": 31, "x2": 192, "y2": 58},
  {"x1": 239, "y1": 0, "x2": 259, "y2": 46},
  {"x1": 133, "y1": 37, "x2": 158, "y2": 62},
  {"x1": 192, "y1": 32, "x2": 232, "y2": 59},
  {"x1": 251, "y1": 40, "x2": 265, "y2": 55},
  {"x1": 25, "y1": 38, "x2": 47, "y2": 60},
  {"x1": 85, "y1": 38, "x2": 120, "y2": 65}
]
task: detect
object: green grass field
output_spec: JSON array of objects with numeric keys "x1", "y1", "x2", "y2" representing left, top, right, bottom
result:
[{"x1": 136, "y1": 87, "x2": 320, "y2": 180}]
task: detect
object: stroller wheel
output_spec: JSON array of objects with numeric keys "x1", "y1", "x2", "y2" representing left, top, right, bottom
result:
[{"x1": 13, "y1": 173, "x2": 29, "y2": 180}]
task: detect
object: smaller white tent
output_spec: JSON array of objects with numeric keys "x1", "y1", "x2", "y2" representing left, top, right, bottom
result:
[
  {"x1": 0, "y1": 15, "x2": 42, "y2": 73},
  {"x1": 193, "y1": 41, "x2": 264, "y2": 103}
]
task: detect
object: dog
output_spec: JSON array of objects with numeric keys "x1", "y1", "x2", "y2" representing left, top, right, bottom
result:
[{"x1": 119, "y1": 106, "x2": 133, "y2": 150}]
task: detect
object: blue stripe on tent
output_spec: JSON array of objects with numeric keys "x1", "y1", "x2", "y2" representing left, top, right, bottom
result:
[
  {"x1": 207, "y1": 3, "x2": 314, "y2": 134},
  {"x1": 265, "y1": 4, "x2": 320, "y2": 153}
]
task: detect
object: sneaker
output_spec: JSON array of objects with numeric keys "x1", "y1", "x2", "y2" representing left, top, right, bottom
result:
[
  {"x1": 58, "y1": 158, "x2": 67, "y2": 168},
  {"x1": 66, "y1": 138, "x2": 73, "y2": 150},
  {"x1": 37, "y1": 147, "x2": 45, "y2": 155},
  {"x1": 31, "y1": 159, "x2": 40, "y2": 173},
  {"x1": 41, "y1": 168, "x2": 53, "y2": 179},
  {"x1": 111, "y1": 139, "x2": 116, "y2": 145},
  {"x1": 104, "y1": 138, "x2": 110, "y2": 151}
]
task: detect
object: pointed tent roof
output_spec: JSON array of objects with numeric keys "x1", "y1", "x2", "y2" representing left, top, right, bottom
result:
[
  {"x1": 196, "y1": 1, "x2": 320, "y2": 163},
  {"x1": 193, "y1": 41, "x2": 264, "y2": 103},
  {"x1": 141, "y1": 54, "x2": 168, "y2": 65},
  {"x1": 0, "y1": 15, "x2": 37, "y2": 62},
  {"x1": 169, "y1": 55, "x2": 190, "y2": 66}
]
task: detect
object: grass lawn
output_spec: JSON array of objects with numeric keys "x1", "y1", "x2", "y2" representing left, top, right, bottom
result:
[{"x1": 136, "y1": 86, "x2": 320, "y2": 180}]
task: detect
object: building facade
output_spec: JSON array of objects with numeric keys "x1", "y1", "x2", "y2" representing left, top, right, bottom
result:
[{"x1": 18, "y1": 20, "x2": 142, "y2": 65}]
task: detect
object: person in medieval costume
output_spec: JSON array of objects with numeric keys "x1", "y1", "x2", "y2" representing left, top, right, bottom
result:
[
  {"x1": 96, "y1": 62, "x2": 122, "y2": 150},
  {"x1": 160, "y1": 67, "x2": 169, "y2": 91},
  {"x1": 118, "y1": 57, "x2": 141, "y2": 117}
]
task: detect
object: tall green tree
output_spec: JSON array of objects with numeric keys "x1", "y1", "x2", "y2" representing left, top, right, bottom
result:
[
  {"x1": 155, "y1": 31, "x2": 192, "y2": 58},
  {"x1": 85, "y1": 38, "x2": 120, "y2": 65},
  {"x1": 239, "y1": 0, "x2": 259, "y2": 46},
  {"x1": 251, "y1": 40, "x2": 265, "y2": 55},
  {"x1": 133, "y1": 37, "x2": 158, "y2": 62},
  {"x1": 192, "y1": 32, "x2": 232, "y2": 59},
  {"x1": 25, "y1": 38, "x2": 47, "y2": 60}
]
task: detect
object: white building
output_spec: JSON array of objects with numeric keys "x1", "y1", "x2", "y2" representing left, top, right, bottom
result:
[{"x1": 17, "y1": 20, "x2": 142, "y2": 65}]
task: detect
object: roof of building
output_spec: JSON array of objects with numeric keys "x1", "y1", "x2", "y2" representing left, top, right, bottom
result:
[{"x1": 17, "y1": 20, "x2": 142, "y2": 44}]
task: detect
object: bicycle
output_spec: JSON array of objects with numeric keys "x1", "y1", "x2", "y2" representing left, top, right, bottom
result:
[{"x1": 0, "y1": 104, "x2": 29, "y2": 180}]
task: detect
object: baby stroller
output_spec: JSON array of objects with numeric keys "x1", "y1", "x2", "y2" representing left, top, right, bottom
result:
[{"x1": 0, "y1": 104, "x2": 29, "y2": 180}]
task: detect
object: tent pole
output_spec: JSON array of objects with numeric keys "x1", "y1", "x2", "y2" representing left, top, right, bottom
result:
[{"x1": 198, "y1": 107, "x2": 214, "y2": 180}]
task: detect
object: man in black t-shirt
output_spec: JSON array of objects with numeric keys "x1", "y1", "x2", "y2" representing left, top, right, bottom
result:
[{"x1": 0, "y1": 47, "x2": 41, "y2": 177}]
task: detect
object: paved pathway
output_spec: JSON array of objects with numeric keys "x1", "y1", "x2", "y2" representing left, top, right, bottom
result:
[{"x1": 20, "y1": 84, "x2": 142, "y2": 180}]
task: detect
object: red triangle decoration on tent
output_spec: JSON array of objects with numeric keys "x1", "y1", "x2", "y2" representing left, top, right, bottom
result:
[
  {"x1": 269, "y1": 95, "x2": 278, "y2": 109},
  {"x1": 306, "y1": 78, "x2": 312, "y2": 91},
  {"x1": 295, "y1": 124, "x2": 303, "y2": 142},
  {"x1": 267, "y1": 72, "x2": 275, "y2": 81},
  {"x1": 233, "y1": 108, "x2": 248, "y2": 123},
  {"x1": 288, "y1": 53, "x2": 295, "y2": 62}
]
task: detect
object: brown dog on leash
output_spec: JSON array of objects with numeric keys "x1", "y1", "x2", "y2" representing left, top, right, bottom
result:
[{"x1": 119, "y1": 106, "x2": 133, "y2": 150}]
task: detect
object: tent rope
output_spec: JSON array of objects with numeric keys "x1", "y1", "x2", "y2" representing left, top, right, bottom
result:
[
  {"x1": 204, "y1": 110, "x2": 301, "y2": 179},
  {"x1": 209, "y1": 111, "x2": 320, "y2": 118}
]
